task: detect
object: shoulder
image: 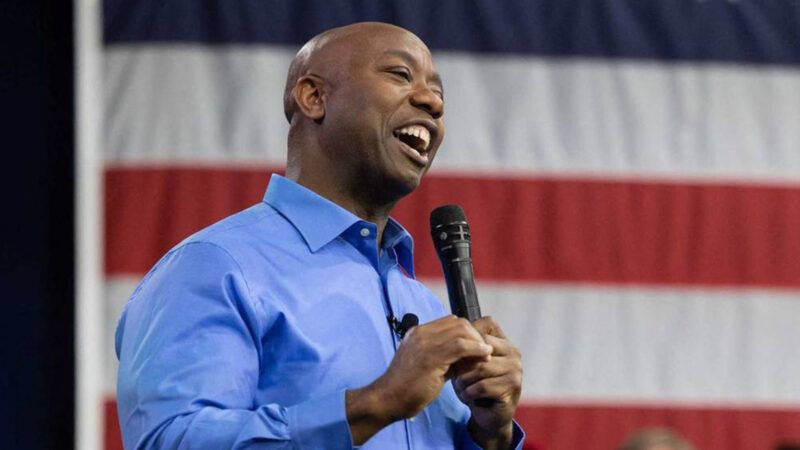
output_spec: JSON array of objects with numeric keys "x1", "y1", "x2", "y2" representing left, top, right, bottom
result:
[
  {"x1": 117, "y1": 205, "x2": 281, "y2": 343},
  {"x1": 167, "y1": 201, "x2": 305, "y2": 264},
  {"x1": 183, "y1": 202, "x2": 282, "y2": 250},
  {"x1": 131, "y1": 202, "x2": 293, "y2": 296}
]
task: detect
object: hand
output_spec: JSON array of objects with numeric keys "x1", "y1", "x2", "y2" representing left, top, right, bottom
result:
[
  {"x1": 454, "y1": 317, "x2": 522, "y2": 450},
  {"x1": 346, "y1": 315, "x2": 493, "y2": 445}
]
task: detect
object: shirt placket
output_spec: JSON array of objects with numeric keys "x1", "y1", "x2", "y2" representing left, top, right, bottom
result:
[
  {"x1": 351, "y1": 222, "x2": 414, "y2": 450},
  {"x1": 379, "y1": 247, "x2": 416, "y2": 450}
]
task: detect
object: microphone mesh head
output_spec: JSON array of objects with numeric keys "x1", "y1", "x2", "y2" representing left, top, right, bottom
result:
[{"x1": 430, "y1": 204, "x2": 467, "y2": 230}]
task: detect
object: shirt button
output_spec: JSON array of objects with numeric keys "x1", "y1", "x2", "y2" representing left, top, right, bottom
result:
[{"x1": 360, "y1": 227, "x2": 370, "y2": 237}]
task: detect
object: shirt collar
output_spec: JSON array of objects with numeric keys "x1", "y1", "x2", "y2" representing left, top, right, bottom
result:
[
  {"x1": 263, "y1": 174, "x2": 416, "y2": 277},
  {"x1": 383, "y1": 217, "x2": 416, "y2": 278}
]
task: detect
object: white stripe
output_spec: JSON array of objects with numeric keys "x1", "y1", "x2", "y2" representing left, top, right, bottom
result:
[
  {"x1": 104, "y1": 276, "x2": 800, "y2": 405},
  {"x1": 104, "y1": 45, "x2": 293, "y2": 167},
  {"x1": 104, "y1": 45, "x2": 800, "y2": 183},
  {"x1": 76, "y1": 0, "x2": 104, "y2": 449},
  {"x1": 454, "y1": 282, "x2": 800, "y2": 405}
]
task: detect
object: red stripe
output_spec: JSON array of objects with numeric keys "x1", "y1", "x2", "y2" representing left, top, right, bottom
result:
[
  {"x1": 103, "y1": 397, "x2": 800, "y2": 450},
  {"x1": 104, "y1": 398, "x2": 122, "y2": 450},
  {"x1": 104, "y1": 167, "x2": 272, "y2": 276},
  {"x1": 515, "y1": 402, "x2": 800, "y2": 450},
  {"x1": 105, "y1": 167, "x2": 800, "y2": 288}
]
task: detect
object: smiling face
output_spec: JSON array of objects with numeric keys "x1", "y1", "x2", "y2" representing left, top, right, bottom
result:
[{"x1": 313, "y1": 24, "x2": 445, "y2": 204}]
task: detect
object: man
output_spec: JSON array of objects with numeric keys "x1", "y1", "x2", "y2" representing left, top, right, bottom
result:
[{"x1": 116, "y1": 22, "x2": 524, "y2": 449}]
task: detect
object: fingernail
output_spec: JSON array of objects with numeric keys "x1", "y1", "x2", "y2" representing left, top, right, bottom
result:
[{"x1": 481, "y1": 343, "x2": 493, "y2": 353}]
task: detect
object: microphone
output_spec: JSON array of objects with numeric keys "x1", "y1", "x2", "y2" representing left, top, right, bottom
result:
[
  {"x1": 430, "y1": 206, "x2": 495, "y2": 408},
  {"x1": 388, "y1": 313, "x2": 419, "y2": 339},
  {"x1": 430, "y1": 205, "x2": 482, "y2": 322}
]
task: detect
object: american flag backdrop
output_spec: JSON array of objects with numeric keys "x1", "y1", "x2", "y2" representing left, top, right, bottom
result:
[{"x1": 91, "y1": 1, "x2": 800, "y2": 449}]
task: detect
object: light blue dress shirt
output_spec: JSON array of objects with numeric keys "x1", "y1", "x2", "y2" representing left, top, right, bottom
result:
[{"x1": 116, "y1": 174, "x2": 524, "y2": 449}]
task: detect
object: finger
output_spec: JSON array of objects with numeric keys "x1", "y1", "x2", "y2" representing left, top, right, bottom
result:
[
  {"x1": 460, "y1": 373, "x2": 521, "y2": 403},
  {"x1": 418, "y1": 316, "x2": 478, "y2": 337},
  {"x1": 441, "y1": 337, "x2": 493, "y2": 365},
  {"x1": 472, "y1": 316, "x2": 508, "y2": 340},
  {"x1": 482, "y1": 335, "x2": 520, "y2": 358},
  {"x1": 425, "y1": 314, "x2": 459, "y2": 326},
  {"x1": 453, "y1": 357, "x2": 512, "y2": 389},
  {"x1": 410, "y1": 314, "x2": 458, "y2": 336},
  {"x1": 444, "y1": 316, "x2": 487, "y2": 343},
  {"x1": 419, "y1": 316, "x2": 486, "y2": 346},
  {"x1": 447, "y1": 355, "x2": 491, "y2": 380}
]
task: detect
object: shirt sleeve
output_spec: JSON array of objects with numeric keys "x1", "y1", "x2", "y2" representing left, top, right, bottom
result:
[
  {"x1": 458, "y1": 420, "x2": 526, "y2": 450},
  {"x1": 115, "y1": 242, "x2": 354, "y2": 450}
]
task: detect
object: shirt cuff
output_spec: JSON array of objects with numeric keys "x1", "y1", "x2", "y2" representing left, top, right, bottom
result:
[
  {"x1": 286, "y1": 389, "x2": 353, "y2": 449},
  {"x1": 460, "y1": 419, "x2": 526, "y2": 450}
]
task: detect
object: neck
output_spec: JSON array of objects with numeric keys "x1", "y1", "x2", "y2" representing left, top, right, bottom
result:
[
  {"x1": 287, "y1": 167, "x2": 398, "y2": 247},
  {"x1": 287, "y1": 134, "x2": 408, "y2": 246}
]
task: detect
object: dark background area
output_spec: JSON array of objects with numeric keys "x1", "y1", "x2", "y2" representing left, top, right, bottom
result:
[{"x1": 1, "y1": 1, "x2": 75, "y2": 449}]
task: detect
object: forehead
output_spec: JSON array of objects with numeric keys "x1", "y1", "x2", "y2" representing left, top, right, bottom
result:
[
  {"x1": 364, "y1": 30, "x2": 432, "y2": 63},
  {"x1": 316, "y1": 26, "x2": 426, "y2": 62},
  {"x1": 353, "y1": 30, "x2": 440, "y2": 81}
]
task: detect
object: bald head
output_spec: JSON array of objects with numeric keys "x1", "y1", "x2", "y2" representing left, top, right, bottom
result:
[{"x1": 283, "y1": 22, "x2": 425, "y2": 123}]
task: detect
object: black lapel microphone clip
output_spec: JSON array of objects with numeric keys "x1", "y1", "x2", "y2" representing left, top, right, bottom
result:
[{"x1": 387, "y1": 313, "x2": 419, "y2": 339}]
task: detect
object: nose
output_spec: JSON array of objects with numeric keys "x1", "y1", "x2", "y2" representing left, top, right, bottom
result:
[{"x1": 410, "y1": 84, "x2": 444, "y2": 119}]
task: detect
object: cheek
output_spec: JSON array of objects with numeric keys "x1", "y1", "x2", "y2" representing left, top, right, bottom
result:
[
  {"x1": 325, "y1": 84, "x2": 400, "y2": 147},
  {"x1": 431, "y1": 126, "x2": 445, "y2": 153}
]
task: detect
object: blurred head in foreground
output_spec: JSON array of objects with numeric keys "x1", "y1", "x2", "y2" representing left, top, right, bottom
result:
[
  {"x1": 774, "y1": 444, "x2": 800, "y2": 450},
  {"x1": 618, "y1": 427, "x2": 696, "y2": 450}
]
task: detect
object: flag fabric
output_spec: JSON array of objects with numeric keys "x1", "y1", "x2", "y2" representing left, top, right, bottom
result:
[{"x1": 98, "y1": 2, "x2": 800, "y2": 449}]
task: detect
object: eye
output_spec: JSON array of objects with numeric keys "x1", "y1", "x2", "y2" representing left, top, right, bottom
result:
[{"x1": 388, "y1": 67, "x2": 411, "y2": 81}]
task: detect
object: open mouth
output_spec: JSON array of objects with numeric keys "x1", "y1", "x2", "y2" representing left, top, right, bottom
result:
[{"x1": 393, "y1": 125, "x2": 431, "y2": 164}]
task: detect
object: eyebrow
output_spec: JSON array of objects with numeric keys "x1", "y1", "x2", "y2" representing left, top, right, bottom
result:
[{"x1": 382, "y1": 49, "x2": 444, "y2": 92}]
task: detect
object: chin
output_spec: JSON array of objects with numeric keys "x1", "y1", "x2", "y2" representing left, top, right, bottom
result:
[
  {"x1": 372, "y1": 170, "x2": 424, "y2": 205},
  {"x1": 396, "y1": 165, "x2": 429, "y2": 193}
]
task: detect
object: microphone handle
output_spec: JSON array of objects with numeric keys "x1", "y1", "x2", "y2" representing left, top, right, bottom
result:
[
  {"x1": 443, "y1": 252, "x2": 494, "y2": 407},
  {"x1": 441, "y1": 243, "x2": 482, "y2": 322}
]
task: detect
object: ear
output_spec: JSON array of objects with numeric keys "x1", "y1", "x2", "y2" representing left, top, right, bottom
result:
[{"x1": 292, "y1": 74, "x2": 326, "y2": 123}]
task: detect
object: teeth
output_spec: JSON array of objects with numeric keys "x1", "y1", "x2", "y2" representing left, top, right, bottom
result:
[{"x1": 395, "y1": 125, "x2": 431, "y2": 151}]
